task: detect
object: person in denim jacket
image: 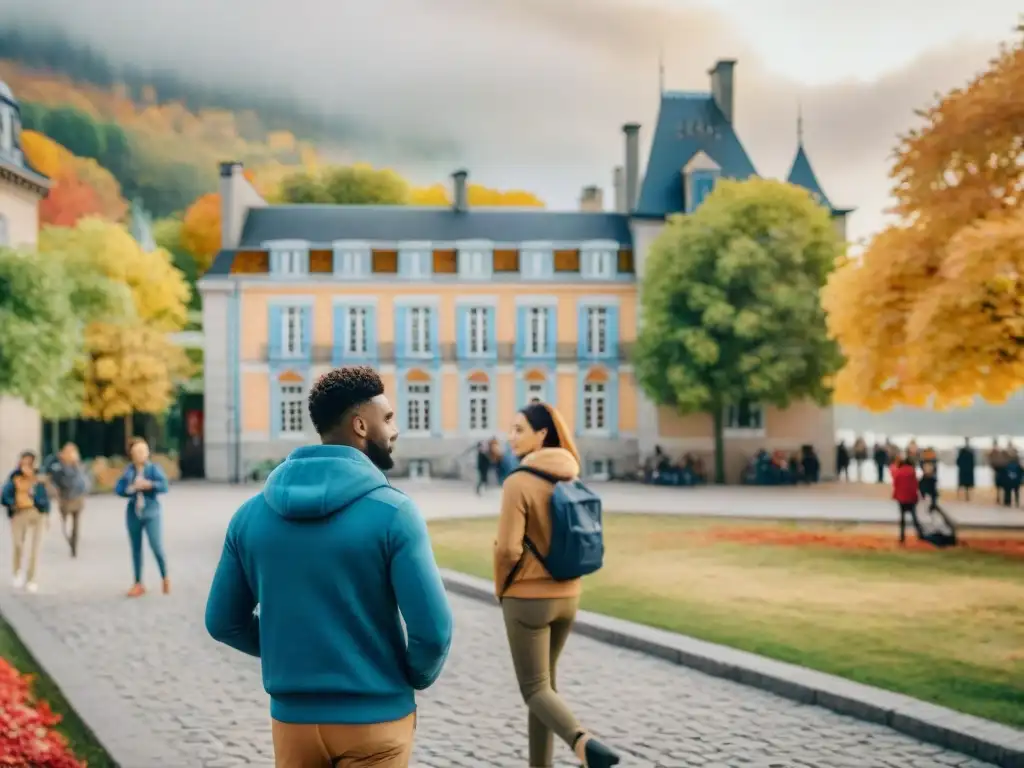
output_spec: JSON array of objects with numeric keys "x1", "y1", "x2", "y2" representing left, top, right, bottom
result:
[{"x1": 115, "y1": 437, "x2": 170, "y2": 597}]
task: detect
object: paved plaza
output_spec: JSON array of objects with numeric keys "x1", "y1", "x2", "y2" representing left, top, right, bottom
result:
[{"x1": 0, "y1": 482, "x2": 1010, "y2": 767}]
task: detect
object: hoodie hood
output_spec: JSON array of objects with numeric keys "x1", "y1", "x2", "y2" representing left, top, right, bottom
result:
[
  {"x1": 263, "y1": 445, "x2": 389, "y2": 520},
  {"x1": 522, "y1": 447, "x2": 579, "y2": 480}
]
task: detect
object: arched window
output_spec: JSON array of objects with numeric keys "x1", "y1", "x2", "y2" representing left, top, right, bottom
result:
[
  {"x1": 277, "y1": 371, "x2": 305, "y2": 435},
  {"x1": 467, "y1": 371, "x2": 491, "y2": 431},
  {"x1": 583, "y1": 368, "x2": 609, "y2": 432},
  {"x1": 406, "y1": 369, "x2": 432, "y2": 434},
  {"x1": 524, "y1": 368, "x2": 546, "y2": 404}
]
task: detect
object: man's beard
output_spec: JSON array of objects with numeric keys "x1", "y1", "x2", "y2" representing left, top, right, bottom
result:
[{"x1": 365, "y1": 438, "x2": 394, "y2": 471}]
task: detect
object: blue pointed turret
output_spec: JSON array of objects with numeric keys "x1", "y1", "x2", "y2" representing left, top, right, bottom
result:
[{"x1": 786, "y1": 143, "x2": 832, "y2": 210}]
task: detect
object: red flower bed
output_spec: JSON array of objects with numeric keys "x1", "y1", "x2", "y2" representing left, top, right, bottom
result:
[
  {"x1": 0, "y1": 657, "x2": 84, "y2": 767},
  {"x1": 703, "y1": 528, "x2": 1024, "y2": 558}
]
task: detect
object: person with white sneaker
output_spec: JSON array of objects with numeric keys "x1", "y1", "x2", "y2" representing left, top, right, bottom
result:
[{"x1": 1, "y1": 451, "x2": 52, "y2": 593}]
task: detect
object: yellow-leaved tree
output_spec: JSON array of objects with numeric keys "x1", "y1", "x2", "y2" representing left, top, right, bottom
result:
[
  {"x1": 409, "y1": 183, "x2": 544, "y2": 207},
  {"x1": 824, "y1": 31, "x2": 1024, "y2": 410},
  {"x1": 39, "y1": 218, "x2": 193, "y2": 445}
]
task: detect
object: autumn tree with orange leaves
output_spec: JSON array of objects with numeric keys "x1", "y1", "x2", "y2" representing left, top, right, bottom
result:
[{"x1": 824, "y1": 30, "x2": 1024, "y2": 410}]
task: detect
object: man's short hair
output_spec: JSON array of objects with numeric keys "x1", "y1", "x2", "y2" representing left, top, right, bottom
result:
[
  {"x1": 308, "y1": 366, "x2": 385, "y2": 435},
  {"x1": 19, "y1": 450, "x2": 36, "y2": 461}
]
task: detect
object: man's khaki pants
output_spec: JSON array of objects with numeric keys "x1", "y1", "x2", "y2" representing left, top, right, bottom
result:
[
  {"x1": 11, "y1": 508, "x2": 45, "y2": 582},
  {"x1": 272, "y1": 713, "x2": 415, "y2": 768}
]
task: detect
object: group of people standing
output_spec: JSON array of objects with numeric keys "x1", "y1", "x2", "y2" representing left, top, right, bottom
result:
[
  {"x1": 837, "y1": 436, "x2": 1022, "y2": 507},
  {"x1": 2, "y1": 437, "x2": 172, "y2": 597},
  {"x1": 205, "y1": 366, "x2": 619, "y2": 768}
]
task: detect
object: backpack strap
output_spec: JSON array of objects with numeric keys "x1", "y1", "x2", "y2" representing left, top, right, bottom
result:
[{"x1": 500, "y1": 467, "x2": 559, "y2": 597}]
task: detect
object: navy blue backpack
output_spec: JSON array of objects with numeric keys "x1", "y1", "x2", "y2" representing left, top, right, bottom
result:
[{"x1": 506, "y1": 466, "x2": 604, "y2": 585}]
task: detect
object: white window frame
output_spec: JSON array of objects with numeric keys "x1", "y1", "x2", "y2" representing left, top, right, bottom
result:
[
  {"x1": 346, "y1": 306, "x2": 369, "y2": 355},
  {"x1": 724, "y1": 401, "x2": 765, "y2": 436},
  {"x1": 275, "y1": 249, "x2": 307, "y2": 276},
  {"x1": 281, "y1": 306, "x2": 304, "y2": 358},
  {"x1": 521, "y1": 250, "x2": 546, "y2": 279},
  {"x1": 406, "y1": 382, "x2": 432, "y2": 435},
  {"x1": 526, "y1": 381, "x2": 545, "y2": 404},
  {"x1": 588, "y1": 250, "x2": 615, "y2": 279},
  {"x1": 407, "y1": 307, "x2": 432, "y2": 357},
  {"x1": 466, "y1": 307, "x2": 489, "y2": 356},
  {"x1": 468, "y1": 380, "x2": 491, "y2": 432},
  {"x1": 587, "y1": 458, "x2": 611, "y2": 481},
  {"x1": 278, "y1": 383, "x2": 305, "y2": 436},
  {"x1": 526, "y1": 307, "x2": 548, "y2": 356},
  {"x1": 0, "y1": 107, "x2": 11, "y2": 154},
  {"x1": 585, "y1": 307, "x2": 608, "y2": 356},
  {"x1": 582, "y1": 381, "x2": 607, "y2": 433},
  {"x1": 404, "y1": 250, "x2": 430, "y2": 278},
  {"x1": 407, "y1": 459, "x2": 431, "y2": 480},
  {"x1": 336, "y1": 250, "x2": 367, "y2": 277},
  {"x1": 458, "y1": 248, "x2": 490, "y2": 278}
]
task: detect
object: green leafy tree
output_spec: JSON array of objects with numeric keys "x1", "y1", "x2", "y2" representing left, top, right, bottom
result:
[
  {"x1": 278, "y1": 165, "x2": 410, "y2": 205},
  {"x1": 634, "y1": 178, "x2": 844, "y2": 483},
  {"x1": 41, "y1": 105, "x2": 103, "y2": 160}
]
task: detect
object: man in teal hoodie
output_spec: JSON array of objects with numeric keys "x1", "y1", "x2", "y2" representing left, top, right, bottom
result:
[{"x1": 205, "y1": 366, "x2": 453, "y2": 767}]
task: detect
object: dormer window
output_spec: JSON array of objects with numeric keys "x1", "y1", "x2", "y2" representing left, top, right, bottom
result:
[
  {"x1": 333, "y1": 241, "x2": 371, "y2": 278},
  {"x1": 267, "y1": 241, "x2": 310, "y2": 276},
  {"x1": 519, "y1": 243, "x2": 553, "y2": 280},
  {"x1": 580, "y1": 242, "x2": 618, "y2": 280},
  {"x1": 457, "y1": 242, "x2": 493, "y2": 279},
  {"x1": 399, "y1": 243, "x2": 432, "y2": 279},
  {"x1": 681, "y1": 151, "x2": 722, "y2": 214}
]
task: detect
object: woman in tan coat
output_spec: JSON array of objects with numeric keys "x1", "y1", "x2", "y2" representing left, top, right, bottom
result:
[{"x1": 494, "y1": 402, "x2": 620, "y2": 768}]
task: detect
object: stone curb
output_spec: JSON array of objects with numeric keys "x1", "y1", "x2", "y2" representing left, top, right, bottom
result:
[
  {"x1": 440, "y1": 569, "x2": 1024, "y2": 768},
  {"x1": 0, "y1": 590, "x2": 183, "y2": 768}
]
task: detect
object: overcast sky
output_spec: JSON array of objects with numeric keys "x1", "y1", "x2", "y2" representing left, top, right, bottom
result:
[{"x1": 1, "y1": 0, "x2": 1019, "y2": 242}]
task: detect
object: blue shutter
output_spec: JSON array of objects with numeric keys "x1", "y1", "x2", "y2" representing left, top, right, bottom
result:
[
  {"x1": 430, "y1": 307, "x2": 441, "y2": 362},
  {"x1": 394, "y1": 306, "x2": 407, "y2": 364},
  {"x1": 431, "y1": 374, "x2": 442, "y2": 435},
  {"x1": 607, "y1": 372, "x2": 619, "y2": 437},
  {"x1": 575, "y1": 369, "x2": 584, "y2": 436},
  {"x1": 486, "y1": 307, "x2": 497, "y2": 361},
  {"x1": 269, "y1": 373, "x2": 280, "y2": 439},
  {"x1": 545, "y1": 307, "x2": 557, "y2": 360},
  {"x1": 332, "y1": 304, "x2": 345, "y2": 366},
  {"x1": 301, "y1": 306, "x2": 313, "y2": 362},
  {"x1": 514, "y1": 307, "x2": 526, "y2": 358},
  {"x1": 268, "y1": 306, "x2": 282, "y2": 362},
  {"x1": 366, "y1": 307, "x2": 378, "y2": 362},
  {"x1": 606, "y1": 305, "x2": 619, "y2": 361},
  {"x1": 395, "y1": 372, "x2": 406, "y2": 431},
  {"x1": 456, "y1": 306, "x2": 468, "y2": 361},
  {"x1": 577, "y1": 304, "x2": 588, "y2": 359},
  {"x1": 515, "y1": 375, "x2": 525, "y2": 409}
]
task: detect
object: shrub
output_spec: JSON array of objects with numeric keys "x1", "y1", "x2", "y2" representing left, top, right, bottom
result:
[{"x1": 0, "y1": 657, "x2": 84, "y2": 767}]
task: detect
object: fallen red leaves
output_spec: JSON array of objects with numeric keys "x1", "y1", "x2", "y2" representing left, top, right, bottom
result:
[
  {"x1": 703, "y1": 528, "x2": 1024, "y2": 558},
  {"x1": 0, "y1": 658, "x2": 84, "y2": 768}
]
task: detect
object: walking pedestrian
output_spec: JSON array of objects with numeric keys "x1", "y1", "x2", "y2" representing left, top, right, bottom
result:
[
  {"x1": 44, "y1": 443, "x2": 91, "y2": 557},
  {"x1": 1, "y1": 451, "x2": 51, "y2": 593},
  {"x1": 988, "y1": 439, "x2": 1008, "y2": 505},
  {"x1": 495, "y1": 401, "x2": 620, "y2": 768},
  {"x1": 852, "y1": 437, "x2": 868, "y2": 481},
  {"x1": 205, "y1": 366, "x2": 452, "y2": 768},
  {"x1": 956, "y1": 438, "x2": 975, "y2": 501},
  {"x1": 115, "y1": 438, "x2": 170, "y2": 597},
  {"x1": 475, "y1": 441, "x2": 492, "y2": 495},
  {"x1": 1004, "y1": 449, "x2": 1022, "y2": 508},
  {"x1": 891, "y1": 456, "x2": 923, "y2": 545},
  {"x1": 836, "y1": 441, "x2": 851, "y2": 481}
]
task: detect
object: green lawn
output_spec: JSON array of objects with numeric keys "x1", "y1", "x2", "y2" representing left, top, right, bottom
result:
[
  {"x1": 429, "y1": 514, "x2": 1024, "y2": 728},
  {"x1": 0, "y1": 615, "x2": 115, "y2": 768}
]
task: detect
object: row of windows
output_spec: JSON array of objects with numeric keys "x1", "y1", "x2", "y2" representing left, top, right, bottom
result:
[
  {"x1": 275, "y1": 305, "x2": 615, "y2": 358},
  {"x1": 274, "y1": 374, "x2": 612, "y2": 436},
  {"x1": 237, "y1": 244, "x2": 634, "y2": 280}
]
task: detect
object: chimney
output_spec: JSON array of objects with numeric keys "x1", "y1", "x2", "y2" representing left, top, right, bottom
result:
[
  {"x1": 579, "y1": 185, "x2": 604, "y2": 212},
  {"x1": 708, "y1": 59, "x2": 736, "y2": 123},
  {"x1": 612, "y1": 166, "x2": 625, "y2": 213},
  {"x1": 622, "y1": 124, "x2": 640, "y2": 213},
  {"x1": 451, "y1": 169, "x2": 468, "y2": 213},
  {"x1": 219, "y1": 161, "x2": 243, "y2": 249}
]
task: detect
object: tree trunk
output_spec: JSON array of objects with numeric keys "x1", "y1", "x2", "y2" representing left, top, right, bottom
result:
[
  {"x1": 124, "y1": 410, "x2": 133, "y2": 455},
  {"x1": 712, "y1": 406, "x2": 726, "y2": 484}
]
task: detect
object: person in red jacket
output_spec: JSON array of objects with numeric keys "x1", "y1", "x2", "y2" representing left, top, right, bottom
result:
[{"x1": 891, "y1": 456, "x2": 923, "y2": 544}]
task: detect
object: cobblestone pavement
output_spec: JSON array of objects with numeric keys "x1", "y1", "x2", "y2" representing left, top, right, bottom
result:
[{"x1": 0, "y1": 484, "x2": 999, "y2": 767}]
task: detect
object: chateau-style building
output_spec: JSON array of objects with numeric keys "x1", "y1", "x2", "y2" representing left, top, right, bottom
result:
[
  {"x1": 199, "y1": 59, "x2": 849, "y2": 482},
  {"x1": 0, "y1": 80, "x2": 50, "y2": 473}
]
